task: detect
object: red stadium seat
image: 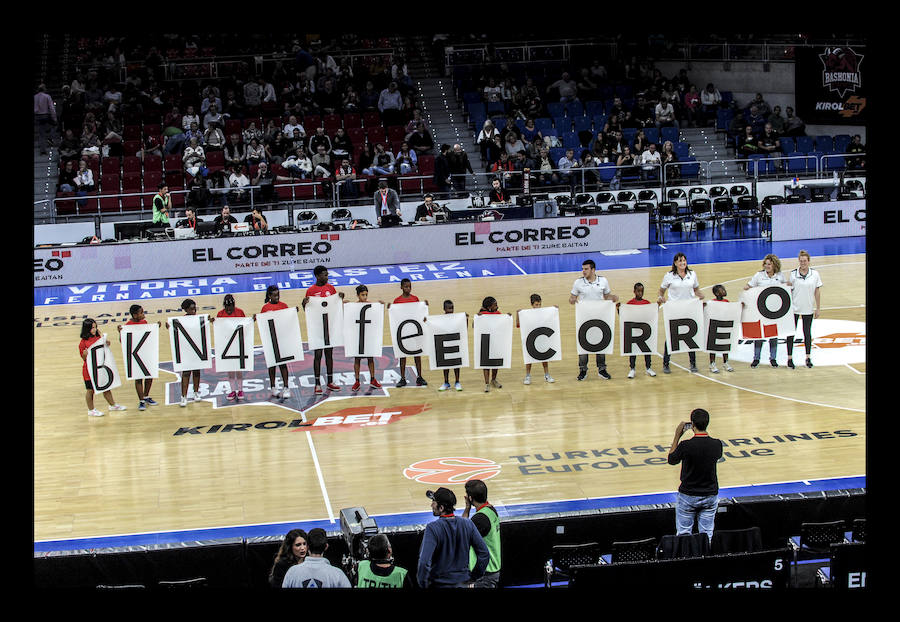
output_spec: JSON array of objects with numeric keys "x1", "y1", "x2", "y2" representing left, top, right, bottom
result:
[
  {"x1": 275, "y1": 182, "x2": 294, "y2": 201},
  {"x1": 144, "y1": 154, "x2": 163, "y2": 173},
  {"x1": 143, "y1": 170, "x2": 162, "y2": 191},
  {"x1": 164, "y1": 154, "x2": 183, "y2": 172},
  {"x1": 387, "y1": 125, "x2": 406, "y2": 144},
  {"x1": 123, "y1": 125, "x2": 141, "y2": 141},
  {"x1": 366, "y1": 127, "x2": 387, "y2": 145},
  {"x1": 100, "y1": 174, "x2": 120, "y2": 192},
  {"x1": 323, "y1": 114, "x2": 342, "y2": 132},
  {"x1": 303, "y1": 114, "x2": 322, "y2": 130},
  {"x1": 143, "y1": 124, "x2": 161, "y2": 138},
  {"x1": 343, "y1": 113, "x2": 361, "y2": 128},
  {"x1": 347, "y1": 127, "x2": 366, "y2": 146},
  {"x1": 224, "y1": 118, "x2": 242, "y2": 136},
  {"x1": 120, "y1": 194, "x2": 143, "y2": 211},
  {"x1": 55, "y1": 193, "x2": 77, "y2": 216},
  {"x1": 99, "y1": 196, "x2": 121, "y2": 213},
  {"x1": 363, "y1": 111, "x2": 381, "y2": 128},
  {"x1": 122, "y1": 156, "x2": 141, "y2": 174},
  {"x1": 122, "y1": 172, "x2": 142, "y2": 191},
  {"x1": 123, "y1": 140, "x2": 141, "y2": 156},
  {"x1": 417, "y1": 155, "x2": 435, "y2": 175},
  {"x1": 101, "y1": 156, "x2": 121, "y2": 175}
]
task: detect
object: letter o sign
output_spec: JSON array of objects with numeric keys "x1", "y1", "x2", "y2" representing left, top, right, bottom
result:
[{"x1": 757, "y1": 286, "x2": 791, "y2": 320}]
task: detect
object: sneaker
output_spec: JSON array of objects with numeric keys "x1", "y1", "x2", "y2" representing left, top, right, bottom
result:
[
  {"x1": 314, "y1": 385, "x2": 323, "y2": 395},
  {"x1": 416, "y1": 377, "x2": 428, "y2": 386},
  {"x1": 577, "y1": 369, "x2": 587, "y2": 381},
  {"x1": 237, "y1": 391, "x2": 244, "y2": 399},
  {"x1": 145, "y1": 397, "x2": 158, "y2": 406},
  {"x1": 806, "y1": 358, "x2": 813, "y2": 368},
  {"x1": 491, "y1": 378, "x2": 502, "y2": 389},
  {"x1": 545, "y1": 374, "x2": 555, "y2": 383},
  {"x1": 226, "y1": 391, "x2": 237, "y2": 401},
  {"x1": 750, "y1": 360, "x2": 760, "y2": 368},
  {"x1": 370, "y1": 379, "x2": 382, "y2": 389},
  {"x1": 689, "y1": 365, "x2": 698, "y2": 373},
  {"x1": 351, "y1": 380, "x2": 361, "y2": 392},
  {"x1": 396, "y1": 377, "x2": 408, "y2": 388},
  {"x1": 272, "y1": 389, "x2": 281, "y2": 398},
  {"x1": 787, "y1": 359, "x2": 795, "y2": 369},
  {"x1": 180, "y1": 397, "x2": 188, "y2": 407},
  {"x1": 88, "y1": 409, "x2": 104, "y2": 417},
  {"x1": 663, "y1": 365, "x2": 671, "y2": 374},
  {"x1": 627, "y1": 369, "x2": 635, "y2": 379},
  {"x1": 724, "y1": 363, "x2": 734, "y2": 372},
  {"x1": 455, "y1": 382, "x2": 462, "y2": 391},
  {"x1": 139, "y1": 401, "x2": 146, "y2": 411},
  {"x1": 281, "y1": 389, "x2": 291, "y2": 398},
  {"x1": 523, "y1": 375, "x2": 531, "y2": 385},
  {"x1": 646, "y1": 368, "x2": 657, "y2": 377},
  {"x1": 770, "y1": 359, "x2": 778, "y2": 368},
  {"x1": 709, "y1": 363, "x2": 719, "y2": 374},
  {"x1": 326, "y1": 383, "x2": 340, "y2": 391},
  {"x1": 191, "y1": 394, "x2": 202, "y2": 402},
  {"x1": 484, "y1": 384, "x2": 491, "y2": 392},
  {"x1": 598, "y1": 369, "x2": 611, "y2": 380},
  {"x1": 109, "y1": 404, "x2": 127, "y2": 411},
  {"x1": 438, "y1": 382, "x2": 451, "y2": 391}
]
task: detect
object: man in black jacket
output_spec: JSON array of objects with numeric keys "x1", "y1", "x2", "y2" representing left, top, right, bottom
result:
[
  {"x1": 667, "y1": 408, "x2": 723, "y2": 542},
  {"x1": 447, "y1": 143, "x2": 474, "y2": 195},
  {"x1": 433, "y1": 143, "x2": 452, "y2": 196}
]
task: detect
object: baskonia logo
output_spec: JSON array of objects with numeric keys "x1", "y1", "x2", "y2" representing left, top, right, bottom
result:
[
  {"x1": 819, "y1": 47, "x2": 864, "y2": 98},
  {"x1": 161, "y1": 345, "x2": 406, "y2": 414},
  {"x1": 403, "y1": 457, "x2": 502, "y2": 484}
]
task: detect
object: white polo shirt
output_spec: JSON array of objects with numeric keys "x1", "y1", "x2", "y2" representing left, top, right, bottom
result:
[
  {"x1": 571, "y1": 275, "x2": 611, "y2": 301},
  {"x1": 660, "y1": 270, "x2": 699, "y2": 300},
  {"x1": 789, "y1": 267, "x2": 823, "y2": 315},
  {"x1": 747, "y1": 270, "x2": 786, "y2": 288}
]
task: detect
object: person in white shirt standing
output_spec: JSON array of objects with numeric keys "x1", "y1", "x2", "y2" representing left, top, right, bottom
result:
[
  {"x1": 785, "y1": 250, "x2": 822, "y2": 369},
  {"x1": 658, "y1": 252, "x2": 704, "y2": 373},
  {"x1": 744, "y1": 254, "x2": 787, "y2": 368},
  {"x1": 570, "y1": 258, "x2": 619, "y2": 380}
]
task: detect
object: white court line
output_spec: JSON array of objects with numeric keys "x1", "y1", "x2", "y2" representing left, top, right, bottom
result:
[
  {"x1": 305, "y1": 427, "x2": 336, "y2": 523},
  {"x1": 507, "y1": 258, "x2": 528, "y2": 275},
  {"x1": 666, "y1": 360, "x2": 865, "y2": 413},
  {"x1": 845, "y1": 364, "x2": 864, "y2": 375}
]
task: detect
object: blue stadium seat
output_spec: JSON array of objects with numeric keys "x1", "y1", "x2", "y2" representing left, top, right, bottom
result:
[
  {"x1": 585, "y1": 101, "x2": 605, "y2": 118},
  {"x1": 823, "y1": 153, "x2": 845, "y2": 171},
  {"x1": 720, "y1": 91, "x2": 734, "y2": 105},
  {"x1": 643, "y1": 127, "x2": 659, "y2": 144},
  {"x1": 572, "y1": 116, "x2": 593, "y2": 133},
  {"x1": 787, "y1": 154, "x2": 812, "y2": 175},
  {"x1": 796, "y1": 136, "x2": 814, "y2": 153},
  {"x1": 566, "y1": 101, "x2": 584, "y2": 117},
  {"x1": 534, "y1": 118, "x2": 554, "y2": 132},
  {"x1": 597, "y1": 163, "x2": 617, "y2": 182},
  {"x1": 679, "y1": 157, "x2": 700, "y2": 179},
  {"x1": 486, "y1": 101, "x2": 505, "y2": 116},
  {"x1": 780, "y1": 137, "x2": 795, "y2": 155},
  {"x1": 562, "y1": 132, "x2": 580, "y2": 149},
  {"x1": 814, "y1": 135, "x2": 833, "y2": 152},
  {"x1": 554, "y1": 117, "x2": 571, "y2": 132},
  {"x1": 833, "y1": 134, "x2": 852, "y2": 153},
  {"x1": 716, "y1": 109, "x2": 734, "y2": 131},
  {"x1": 673, "y1": 142, "x2": 690, "y2": 159},
  {"x1": 547, "y1": 102, "x2": 565, "y2": 119},
  {"x1": 549, "y1": 147, "x2": 566, "y2": 163},
  {"x1": 660, "y1": 126, "x2": 679, "y2": 144},
  {"x1": 592, "y1": 115, "x2": 608, "y2": 131},
  {"x1": 622, "y1": 128, "x2": 637, "y2": 144}
]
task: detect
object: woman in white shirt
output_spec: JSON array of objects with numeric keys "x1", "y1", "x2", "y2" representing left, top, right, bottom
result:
[
  {"x1": 744, "y1": 253, "x2": 786, "y2": 368},
  {"x1": 785, "y1": 250, "x2": 822, "y2": 368},
  {"x1": 183, "y1": 137, "x2": 206, "y2": 177},
  {"x1": 657, "y1": 252, "x2": 704, "y2": 373}
]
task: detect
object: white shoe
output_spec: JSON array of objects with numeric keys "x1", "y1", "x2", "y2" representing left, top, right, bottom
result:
[
  {"x1": 191, "y1": 394, "x2": 202, "y2": 401},
  {"x1": 484, "y1": 384, "x2": 490, "y2": 393},
  {"x1": 523, "y1": 375, "x2": 531, "y2": 385},
  {"x1": 281, "y1": 389, "x2": 290, "y2": 398},
  {"x1": 491, "y1": 378, "x2": 502, "y2": 389},
  {"x1": 627, "y1": 369, "x2": 636, "y2": 379},
  {"x1": 88, "y1": 409, "x2": 104, "y2": 417},
  {"x1": 645, "y1": 368, "x2": 657, "y2": 377},
  {"x1": 455, "y1": 382, "x2": 462, "y2": 391},
  {"x1": 108, "y1": 404, "x2": 127, "y2": 411},
  {"x1": 545, "y1": 374, "x2": 555, "y2": 383},
  {"x1": 709, "y1": 363, "x2": 719, "y2": 373},
  {"x1": 438, "y1": 382, "x2": 450, "y2": 391},
  {"x1": 725, "y1": 363, "x2": 734, "y2": 372},
  {"x1": 180, "y1": 397, "x2": 187, "y2": 407}
]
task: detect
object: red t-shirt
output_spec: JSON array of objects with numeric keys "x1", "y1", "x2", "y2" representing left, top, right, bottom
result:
[
  {"x1": 217, "y1": 307, "x2": 246, "y2": 317},
  {"x1": 307, "y1": 283, "x2": 337, "y2": 298},
  {"x1": 125, "y1": 319, "x2": 148, "y2": 325},
  {"x1": 627, "y1": 298, "x2": 651, "y2": 305},
  {"x1": 710, "y1": 298, "x2": 729, "y2": 303},
  {"x1": 260, "y1": 301, "x2": 288, "y2": 313},
  {"x1": 79, "y1": 335, "x2": 102, "y2": 381},
  {"x1": 393, "y1": 294, "x2": 420, "y2": 304}
]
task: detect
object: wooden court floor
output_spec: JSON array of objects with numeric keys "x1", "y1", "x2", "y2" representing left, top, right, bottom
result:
[{"x1": 33, "y1": 253, "x2": 866, "y2": 543}]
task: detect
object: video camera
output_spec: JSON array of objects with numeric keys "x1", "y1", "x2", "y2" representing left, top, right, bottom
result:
[{"x1": 340, "y1": 506, "x2": 379, "y2": 583}]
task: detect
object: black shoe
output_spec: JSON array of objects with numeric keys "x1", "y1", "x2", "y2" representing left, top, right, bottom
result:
[
  {"x1": 577, "y1": 369, "x2": 587, "y2": 381},
  {"x1": 770, "y1": 359, "x2": 778, "y2": 368},
  {"x1": 396, "y1": 377, "x2": 408, "y2": 387},
  {"x1": 806, "y1": 359, "x2": 813, "y2": 368},
  {"x1": 598, "y1": 369, "x2": 611, "y2": 380},
  {"x1": 787, "y1": 359, "x2": 795, "y2": 369},
  {"x1": 750, "y1": 360, "x2": 760, "y2": 368},
  {"x1": 416, "y1": 376, "x2": 427, "y2": 386}
]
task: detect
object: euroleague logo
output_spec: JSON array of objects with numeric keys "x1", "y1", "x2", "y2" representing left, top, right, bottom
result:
[
  {"x1": 404, "y1": 457, "x2": 502, "y2": 485},
  {"x1": 730, "y1": 319, "x2": 865, "y2": 366}
]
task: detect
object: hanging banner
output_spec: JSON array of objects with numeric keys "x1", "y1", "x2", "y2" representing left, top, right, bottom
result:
[
  {"x1": 740, "y1": 286, "x2": 795, "y2": 340},
  {"x1": 167, "y1": 314, "x2": 213, "y2": 372},
  {"x1": 473, "y1": 313, "x2": 513, "y2": 369},
  {"x1": 87, "y1": 335, "x2": 122, "y2": 392},
  {"x1": 794, "y1": 45, "x2": 867, "y2": 124},
  {"x1": 304, "y1": 294, "x2": 344, "y2": 350},
  {"x1": 425, "y1": 312, "x2": 469, "y2": 371},
  {"x1": 120, "y1": 323, "x2": 160, "y2": 380},
  {"x1": 342, "y1": 302, "x2": 385, "y2": 358},
  {"x1": 213, "y1": 317, "x2": 256, "y2": 372},
  {"x1": 618, "y1": 302, "x2": 659, "y2": 356},
  {"x1": 575, "y1": 300, "x2": 616, "y2": 356},
  {"x1": 256, "y1": 307, "x2": 304, "y2": 368},
  {"x1": 662, "y1": 299, "x2": 705, "y2": 354},
  {"x1": 703, "y1": 301, "x2": 742, "y2": 354},
  {"x1": 518, "y1": 306, "x2": 563, "y2": 365},
  {"x1": 389, "y1": 301, "x2": 429, "y2": 359}
]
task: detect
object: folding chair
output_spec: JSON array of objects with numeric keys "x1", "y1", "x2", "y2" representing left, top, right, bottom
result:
[
  {"x1": 710, "y1": 526, "x2": 763, "y2": 555},
  {"x1": 657, "y1": 533, "x2": 710, "y2": 560},
  {"x1": 544, "y1": 542, "x2": 603, "y2": 587}
]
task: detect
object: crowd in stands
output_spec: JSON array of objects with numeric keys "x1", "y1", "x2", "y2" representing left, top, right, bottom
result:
[{"x1": 53, "y1": 34, "x2": 434, "y2": 213}]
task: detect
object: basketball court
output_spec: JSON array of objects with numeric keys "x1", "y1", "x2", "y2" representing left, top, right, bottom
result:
[{"x1": 33, "y1": 235, "x2": 866, "y2": 551}]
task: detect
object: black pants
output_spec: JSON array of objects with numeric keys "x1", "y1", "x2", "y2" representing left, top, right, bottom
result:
[
  {"x1": 578, "y1": 354, "x2": 606, "y2": 371},
  {"x1": 629, "y1": 355, "x2": 653, "y2": 369},
  {"x1": 313, "y1": 348, "x2": 334, "y2": 384},
  {"x1": 786, "y1": 314, "x2": 814, "y2": 358},
  {"x1": 663, "y1": 344, "x2": 695, "y2": 367}
]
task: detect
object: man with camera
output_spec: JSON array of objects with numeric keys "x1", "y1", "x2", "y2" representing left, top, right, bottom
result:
[
  {"x1": 356, "y1": 533, "x2": 414, "y2": 588},
  {"x1": 417, "y1": 487, "x2": 489, "y2": 588},
  {"x1": 667, "y1": 408, "x2": 723, "y2": 542}
]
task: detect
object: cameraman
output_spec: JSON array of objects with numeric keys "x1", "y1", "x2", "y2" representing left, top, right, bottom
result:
[
  {"x1": 666, "y1": 408, "x2": 723, "y2": 542},
  {"x1": 355, "y1": 534, "x2": 413, "y2": 588}
]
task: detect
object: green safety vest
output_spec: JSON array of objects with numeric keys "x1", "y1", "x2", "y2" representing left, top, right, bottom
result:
[
  {"x1": 356, "y1": 560, "x2": 407, "y2": 588},
  {"x1": 469, "y1": 504, "x2": 501, "y2": 573}
]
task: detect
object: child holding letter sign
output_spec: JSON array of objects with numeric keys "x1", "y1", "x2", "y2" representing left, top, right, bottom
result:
[
  {"x1": 117, "y1": 304, "x2": 161, "y2": 410},
  {"x1": 436, "y1": 299, "x2": 464, "y2": 392},
  {"x1": 346, "y1": 285, "x2": 384, "y2": 392},
  {"x1": 165, "y1": 299, "x2": 205, "y2": 407},
  {"x1": 516, "y1": 293, "x2": 556, "y2": 385},
  {"x1": 213, "y1": 294, "x2": 247, "y2": 400},
  {"x1": 256, "y1": 286, "x2": 300, "y2": 400},
  {"x1": 617, "y1": 283, "x2": 657, "y2": 379},
  {"x1": 478, "y1": 296, "x2": 508, "y2": 393},
  {"x1": 79, "y1": 319, "x2": 127, "y2": 417}
]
